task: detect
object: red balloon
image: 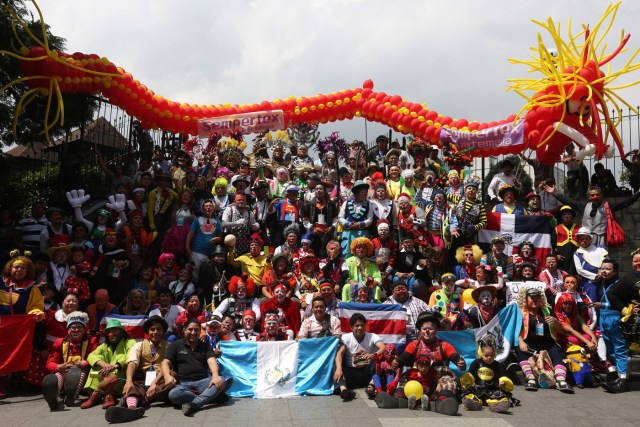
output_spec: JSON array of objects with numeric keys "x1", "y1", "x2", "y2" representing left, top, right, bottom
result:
[
  {"x1": 362, "y1": 80, "x2": 374, "y2": 90},
  {"x1": 425, "y1": 111, "x2": 438, "y2": 121}
]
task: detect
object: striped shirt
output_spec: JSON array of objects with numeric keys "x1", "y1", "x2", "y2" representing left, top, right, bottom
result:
[{"x1": 16, "y1": 216, "x2": 49, "y2": 251}]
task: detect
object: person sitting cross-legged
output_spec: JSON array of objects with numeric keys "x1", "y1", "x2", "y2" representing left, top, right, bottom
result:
[{"x1": 161, "y1": 317, "x2": 233, "y2": 416}]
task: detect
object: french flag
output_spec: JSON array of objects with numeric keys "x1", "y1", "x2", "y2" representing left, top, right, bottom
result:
[
  {"x1": 338, "y1": 302, "x2": 407, "y2": 345},
  {"x1": 478, "y1": 212, "x2": 552, "y2": 268},
  {"x1": 99, "y1": 314, "x2": 147, "y2": 342}
]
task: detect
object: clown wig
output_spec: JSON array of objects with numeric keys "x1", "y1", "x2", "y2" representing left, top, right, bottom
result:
[
  {"x1": 350, "y1": 237, "x2": 374, "y2": 257},
  {"x1": 455, "y1": 244, "x2": 483, "y2": 264},
  {"x1": 228, "y1": 273, "x2": 256, "y2": 297}
]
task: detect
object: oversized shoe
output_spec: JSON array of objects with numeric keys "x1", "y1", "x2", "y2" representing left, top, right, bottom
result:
[
  {"x1": 601, "y1": 377, "x2": 630, "y2": 393},
  {"x1": 462, "y1": 393, "x2": 483, "y2": 411},
  {"x1": 487, "y1": 397, "x2": 511, "y2": 413},
  {"x1": 105, "y1": 406, "x2": 146, "y2": 423},
  {"x1": 63, "y1": 368, "x2": 82, "y2": 407},
  {"x1": 431, "y1": 397, "x2": 459, "y2": 416},
  {"x1": 42, "y1": 375, "x2": 64, "y2": 411}
]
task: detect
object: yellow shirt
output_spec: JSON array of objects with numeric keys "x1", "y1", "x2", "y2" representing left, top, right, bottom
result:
[{"x1": 228, "y1": 252, "x2": 271, "y2": 284}]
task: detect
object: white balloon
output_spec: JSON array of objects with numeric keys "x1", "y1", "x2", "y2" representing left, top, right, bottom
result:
[
  {"x1": 584, "y1": 144, "x2": 596, "y2": 156},
  {"x1": 605, "y1": 145, "x2": 615, "y2": 158},
  {"x1": 576, "y1": 149, "x2": 586, "y2": 161}
]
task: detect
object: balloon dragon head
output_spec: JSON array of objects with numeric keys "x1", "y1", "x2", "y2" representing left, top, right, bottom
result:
[{"x1": 509, "y1": 2, "x2": 640, "y2": 165}]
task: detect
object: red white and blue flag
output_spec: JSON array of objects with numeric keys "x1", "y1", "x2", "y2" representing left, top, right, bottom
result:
[
  {"x1": 99, "y1": 314, "x2": 147, "y2": 342},
  {"x1": 478, "y1": 212, "x2": 552, "y2": 268},
  {"x1": 338, "y1": 302, "x2": 407, "y2": 344}
]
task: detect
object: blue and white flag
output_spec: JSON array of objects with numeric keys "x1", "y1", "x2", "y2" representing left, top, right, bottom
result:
[
  {"x1": 437, "y1": 303, "x2": 522, "y2": 374},
  {"x1": 218, "y1": 337, "x2": 339, "y2": 398}
]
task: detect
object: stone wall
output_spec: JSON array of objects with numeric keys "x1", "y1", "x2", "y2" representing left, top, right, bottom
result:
[{"x1": 574, "y1": 197, "x2": 640, "y2": 275}]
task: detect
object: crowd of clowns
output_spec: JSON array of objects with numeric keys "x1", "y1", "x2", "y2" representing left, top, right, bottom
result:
[{"x1": 1, "y1": 132, "x2": 640, "y2": 421}]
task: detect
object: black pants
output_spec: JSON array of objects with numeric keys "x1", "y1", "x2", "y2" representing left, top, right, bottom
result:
[{"x1": 342, "y1": 361, "x2": 375, "y2": 389}]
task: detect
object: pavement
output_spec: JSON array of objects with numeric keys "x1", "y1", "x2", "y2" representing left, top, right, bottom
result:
[{"x1": 1, "y1": 380, "x2": 639, "y2": 427}]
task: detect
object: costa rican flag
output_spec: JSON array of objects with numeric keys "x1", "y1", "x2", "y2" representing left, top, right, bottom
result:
[
  {"x1": 338, "y1": 302, "x2": 407, "y2": 345},
  {"x1": 99, "y1": 314, "x2": 147, "y2": 342},
  {"x1": 478, "y1": 212, "x2": 552, "y2": 268}
]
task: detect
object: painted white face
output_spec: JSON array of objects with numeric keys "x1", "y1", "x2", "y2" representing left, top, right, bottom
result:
[
  {"x1": 274, "y1": 287, "x2": 286, "y2": 301},
  {"x1": 443, "y1": 280, "x2": 455, "y2": 293},
  {"x1": 236, "y1": 285, "x2": 247, "y2": 300},
  {"x1": 478, "y1": 290, "x2": 493, "y2": 306}
]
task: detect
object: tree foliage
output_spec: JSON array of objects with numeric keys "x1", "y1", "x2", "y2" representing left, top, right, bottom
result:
[
  {"x1": 482, "y1": 155, "x2": 534, "y2": 201},
  {"x1": 1, "y1": 0, "x2": 98, "y2": 146}
]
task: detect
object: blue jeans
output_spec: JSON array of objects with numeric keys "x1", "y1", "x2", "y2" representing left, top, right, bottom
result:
[
  {"x1": 600, "y1": 309, "x2": 628, "y2": 375},
  {"x1": 582, "y1": 280, "x2": 601, "y2": 304},
  {"x1": 168, "y1": 376, "x2": 221, "y2": 408}
]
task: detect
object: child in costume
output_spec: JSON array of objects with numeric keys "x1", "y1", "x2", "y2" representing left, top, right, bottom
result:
[
  {"x1": 460, "y1": 336, "x2": 517, "y2": 413},
  {"x1": 428, "y1": 273, "x2": 461, "y2": 329},
  {"x1": 368, "y1": 344, "x2": 401, "y2": 398}
]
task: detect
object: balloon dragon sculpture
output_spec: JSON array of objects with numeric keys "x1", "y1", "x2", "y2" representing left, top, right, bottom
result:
[{"x1": 1, "y1": 1, "x2": 640, "y2": 165}]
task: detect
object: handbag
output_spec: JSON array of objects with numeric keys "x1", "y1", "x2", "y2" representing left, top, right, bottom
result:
[{"x1": 604, "y1": 201, "x2": 625, "y2": 248}]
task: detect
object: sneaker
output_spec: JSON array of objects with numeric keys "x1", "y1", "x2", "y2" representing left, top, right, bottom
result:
[
  {"x1": 365, "y1": 386, "x2": 377, "y2": 400},
  {"x1": 420, "y1": 395, "x2": 430, "y2": 411},
  {"x1": 105, "y1": 406, "x2": 146, "y2": 423},
  {"x1": 408, "y1": 394, "x2": 417, "y2": 410},
  {"x1": 462, "y1": 395, "x2": 483, "y2": 411},
  {"x1": 525, "y1": 379, "x2": 539, "y2": 391},
  {"x1": 556, "y1": 380, "x2": 574, "y2": 394},
  {"x1": 182, "y1": 402, "x2": 197, "y2": 416}
]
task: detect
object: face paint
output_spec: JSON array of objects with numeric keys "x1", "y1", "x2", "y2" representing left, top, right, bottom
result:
[{"x1": 478, "y1": 290, "x2": 493, "y2": 306}]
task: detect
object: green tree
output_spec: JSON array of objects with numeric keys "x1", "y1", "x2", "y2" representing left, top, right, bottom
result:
[{"x1": 0, "y1": 0, "x2": 98, "y2": 146}]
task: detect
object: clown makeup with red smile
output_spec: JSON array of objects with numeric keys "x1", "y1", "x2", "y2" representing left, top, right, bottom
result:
[
  {"x1": 68, "y1": 323, "x2": 86, "y2": 342},
  {"x1": 419, "y1": 321, "x2": 438, "y2": 343},
  {"x1": 236, "y1": 283, "x2": 247, "y2": 300},
  {"x1": 274, "y1": 285, "x2": 287, "y2": 304},
  {"x1": 265, "y1": 314, "x2": 279, "y2": 336},
  {"x1": 633, "y1": 253, "x2": 640, "y2": 273},
  {"x1": 242, "y1": 314, "x2": 256, "y2": 332}
]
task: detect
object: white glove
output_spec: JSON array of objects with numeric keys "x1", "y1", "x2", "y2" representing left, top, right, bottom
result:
[
  {"x1": 106, "y1": 194, "x2": 126, "y2": 213},
  {"x1": 413, "y1": 218, "x2": 426, "y2": 227},
  {"x1": 235, "y1": 218, "x2": 247, "y2": 226},
  {"x1": 66, "y1": 189, "x2": 90, "y2": 208}
]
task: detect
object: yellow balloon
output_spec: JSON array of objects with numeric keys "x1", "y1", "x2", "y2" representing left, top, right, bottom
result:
[
  {"x1": 404, "y1": 380, "x2": 423, "y2": 399},
  {"x1": 462, "y1": 288, "x2": 476, "y2": 306}
]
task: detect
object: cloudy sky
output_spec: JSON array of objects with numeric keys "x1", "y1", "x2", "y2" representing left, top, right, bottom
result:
[{"x1": 28, "y1": 0, "x2": 640, "y2": 144}]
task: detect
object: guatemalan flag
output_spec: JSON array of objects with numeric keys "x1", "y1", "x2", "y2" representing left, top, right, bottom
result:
[
  {"x1": 478, "y1": 212, "x2": 552, "y2": 268},
  {"x1": 99, "y1": 314, "x2": 147, "y2": 342},
  {"x1": 218, "y1": 337, "x2": 339, "y2": 398},
  {"x1": 437, "y1": 303, "x2": 522, "y2": 375},
  {"x1": 338, "y1": 302, "x2": 407, "y2": 345}
]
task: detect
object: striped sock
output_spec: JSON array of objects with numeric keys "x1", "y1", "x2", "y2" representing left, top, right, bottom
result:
[
  {"x1": 519, "y1": 361, "x2": 534, "y2": 379},
  {"x1": 76, "y1": 371, "x2": 88, "y2": 397},
  {"x1": 55, "y1": 373, "x2": 65, "y2": 393},
  {"x1": 554, "y1": 365, "x2": 567, "y2": 381},
  {"x1": 126, "y1": 397, "x2": 138, "y2": 408}
]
